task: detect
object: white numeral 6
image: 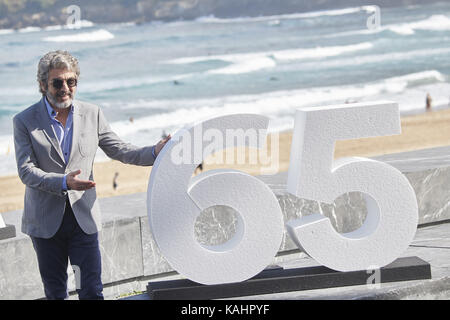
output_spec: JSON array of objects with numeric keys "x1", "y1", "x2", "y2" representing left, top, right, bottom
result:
[{"x1": 147, "y1": 115, "x2": 284, "y2": 285}]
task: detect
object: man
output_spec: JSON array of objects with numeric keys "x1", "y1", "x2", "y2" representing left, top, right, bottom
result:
[{"x1": 13, "y1": 50, "x2": 171, "y2": 300}]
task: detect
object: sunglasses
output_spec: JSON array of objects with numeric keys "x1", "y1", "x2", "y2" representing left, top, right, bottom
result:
[{"x1": 51, "y1": 78, "x2": 78, "y2": 90}]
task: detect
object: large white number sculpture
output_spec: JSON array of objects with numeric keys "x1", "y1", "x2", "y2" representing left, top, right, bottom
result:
[
  {"x1": 286, "y1": 101, "x2": 418, "y2": 271},
  {"x1": 147, "y1": 101, "x2": 418, "y2": 284},
  {"x1": 147, "y1": 114, "x2": 284, "y2": 285}
]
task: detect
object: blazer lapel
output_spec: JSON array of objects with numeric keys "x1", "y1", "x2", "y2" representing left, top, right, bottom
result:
[
  {"x1": 37, "y1": 97, "x2": 66, "y2": 164},
  {"x1": 68, "y1": 101, "x2": 83, "y2": 167}
]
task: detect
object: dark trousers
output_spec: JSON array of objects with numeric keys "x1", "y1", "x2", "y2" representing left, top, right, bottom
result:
[{"x1": 31, "y1": 200, "x2": 104, "y2": 300}]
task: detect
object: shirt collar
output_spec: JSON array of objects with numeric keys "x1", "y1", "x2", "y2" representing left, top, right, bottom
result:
[{"x1": 44, "y1": 96, "x2": 74, "y2": 120}]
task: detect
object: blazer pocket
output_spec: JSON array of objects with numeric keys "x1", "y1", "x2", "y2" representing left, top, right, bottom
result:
[
  {"x1": 78, "y1": 143, "x2": 86, "y2": 157},
  {"x1": 78, "y1": 142, "x2": 98, "y2": 158}
]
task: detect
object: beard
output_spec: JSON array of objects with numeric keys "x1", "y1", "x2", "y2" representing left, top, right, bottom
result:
[{"x1": 46, "y1": 90, "x2": 73, "y2": 109}]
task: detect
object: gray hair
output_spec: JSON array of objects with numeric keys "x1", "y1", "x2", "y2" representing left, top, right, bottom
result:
[{"x1": 37, "y1": 50, "x2": 80, "y2": 95}]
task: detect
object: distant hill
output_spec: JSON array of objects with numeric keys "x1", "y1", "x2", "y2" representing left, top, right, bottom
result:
[{"x1": 0, "y1": 0, "x2": 442, "y2": 30}]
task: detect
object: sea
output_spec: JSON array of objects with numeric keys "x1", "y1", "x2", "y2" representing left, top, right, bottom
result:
[{"x1": 0, "y1": 2, "x2": 450, "y2": 176}]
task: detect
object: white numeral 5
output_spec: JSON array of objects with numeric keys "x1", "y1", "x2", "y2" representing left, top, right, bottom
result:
[{"x1": 286, "y1": 101, "x2": 418, "y2": 271}]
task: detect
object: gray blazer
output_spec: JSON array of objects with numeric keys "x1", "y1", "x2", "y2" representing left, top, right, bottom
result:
[{"x1": 13, "y1": 98, "x2": 155, "y2": 238}]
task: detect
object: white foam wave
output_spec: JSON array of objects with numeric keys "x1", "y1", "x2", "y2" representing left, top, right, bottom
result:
[
  {"x1": 385, "y1": 70, "x2": 446, "y2": 86},
  {"x1": 0, "y1": 74, "x2": 196, "y2": 98},
  {"x1": 18, "y1": 26, "x2": 42, "y2": 33},
  {"x1": 299, "y1": 47, "x2": 450, "y2": 71},
  {"x1": 388, "y1": 15, "x2": 450, "y2": 35},
  {"x1": 0, "y1": 20, "x2": 95, "y2": 37},
  {"x1": 65, "y1": 20, "x2": 95, "y2": 30},
  {"x1": 167, "y1": 42, "x2": 373, "y2": 74},
  {"x1": 44, "y1": 20, "x2": 95, "y2": 31},
  {"x1": 0, "y1": 73, "x2": 196, "y2": 98},
  {"x1": 196, "y1": 7, "x2": 364, "y2": 24},
  {"x1": 208, "y1": 56, "x2": 276, "y2": 75},
  {"x1": 42, "y1": 29, "x2": 114, "y2": 42},
  {"x1": 170, "y1": 42, "x2": 373, "y2": 64},
  {"x1": 0, "y1": 29, "x2": 14, "y2": 35},
  {"x1": 272, "y1": 42, "x2": 373, "y2": 61},
  {"x1": 326, "y1": 14, "x2": 450, "y2": 38},
  {"x1": 388, "y1": 25, "x2": 415, "y2": 35},
  {"x1": 78, "y1": 73, "x2": 195, "y2": 93}
]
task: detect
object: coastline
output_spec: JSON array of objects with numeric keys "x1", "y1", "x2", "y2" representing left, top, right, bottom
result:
[
  {"x1": 1, "y1": 107, "x2": 450, "y2": 214},
  {"x1": 0, "y1": 1, "x2": 432, "y2": 30}
]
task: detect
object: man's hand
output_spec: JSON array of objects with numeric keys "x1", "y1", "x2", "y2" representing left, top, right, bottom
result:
[
  {"x1": 66, "y1": 170, "x2": 96, "y2": 191},
  {"x1": 154, "y1": 134, "x2": 171, "y2": 157}
]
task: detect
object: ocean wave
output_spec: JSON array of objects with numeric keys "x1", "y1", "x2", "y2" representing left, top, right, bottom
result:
[
  {"x1": 195, "y1": 7, "x2": 365, "y2": 24},
  {"x1": 326, "y1": 14, "x2": 450, "y2": 38},
  {"x1": 1, "y1": 75, "x2": 449, "y2": 176},
  {"x1": 166, "y1": 51, "x2": 277, "y2": 75},
  {"x1": 42, "y1": 29, "x2": 114, "y2": 42},
  {"x1": 167, "y1": 42, "x2": 373, "y2": 75},
  {"x1": 0, "y1": 86, "x2": 37, "y2": 97},
  {"x1": 384, "y1": 70, "x2": 446, "y2": 88},
  {"x1": 106, "y1": 70, "x2": 449, "y2": 137},
  {"x1": 1, "y1": 67, "x2": 443, "y2": 106},
  {"x1": 0, "y1": 20, "x2": 95, "y2": 36},
  {"x1": 387, "y1": 15, "x2": 450, "y2": 35},
  {"x1": 78, "y1": 73, "x2": 195, "y2": 93},
  {"x1": 169, "y1": 42, "x2": 373, "y2": 64},
  {"x1": 0, "y1": 29, "x2": 14, "y2": 35},
  {"x1": 17, "y1": 26, "x2": 42, "y2": 33},
  {"x1": 208, "y1": 56, "x2": 276, "y2": 75},
  {"x1": 44, "y1": 20, "x2": 95, "y2": 31},
  {"x1": 299, "y1": 47, "x2": 450, "y2": 71},
  {"x1": 272, "y1": 42, "x2": 373, "y2": 61},
  {"x1": 0, "y1": 73, "x2": 196, "y2": 98}
]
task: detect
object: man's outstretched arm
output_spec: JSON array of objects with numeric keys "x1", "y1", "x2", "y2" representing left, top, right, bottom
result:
[{"x1": 97, "y1": 107, "x2": 170, "y2": 165}]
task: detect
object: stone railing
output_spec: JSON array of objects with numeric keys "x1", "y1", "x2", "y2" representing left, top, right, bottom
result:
[{"x1": 1, "y1": 146, "x2": 449, "y2": 299}]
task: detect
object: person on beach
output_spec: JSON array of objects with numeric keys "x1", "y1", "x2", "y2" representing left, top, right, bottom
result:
[
  {"x1": 13, "y1": 50, "x2": 171, "y2": 300},
  {"x1": 426, "y1": 93, "x2": 432, "y2": 111},
  {"x1": 195, "y1": 161, "x2": 204, "y2": 174},
  {"x1": 113, "y1": 172, "x2": 119, "y2": 190}
]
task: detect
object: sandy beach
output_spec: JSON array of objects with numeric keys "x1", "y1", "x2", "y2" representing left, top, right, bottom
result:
[{"x1": 1, "y1": 108, "x2": 450, "y2": 214}]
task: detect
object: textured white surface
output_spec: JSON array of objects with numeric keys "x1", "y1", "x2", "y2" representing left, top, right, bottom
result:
[
  {"x1": 147, "y1": 114, "x2": 284, "y2": 285},
  {"x1": 286, "y1": 101, "x2": 419, "y2": 272},
  {"x1": 0, "y1": 214, "x2": 5, "y2": 228}
]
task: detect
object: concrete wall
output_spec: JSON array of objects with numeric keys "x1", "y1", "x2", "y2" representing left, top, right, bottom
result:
[{"x1": 1, "y1": 146, "x2": 450, "y2": 299}]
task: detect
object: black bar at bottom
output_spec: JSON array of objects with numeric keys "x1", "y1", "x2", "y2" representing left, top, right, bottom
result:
[
  {"x1": 0, "y1": 224, "x2": 16, "y2": 240},
  {"x1": 147, "y1": 256, "x2": 431, "y2": 300}
]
